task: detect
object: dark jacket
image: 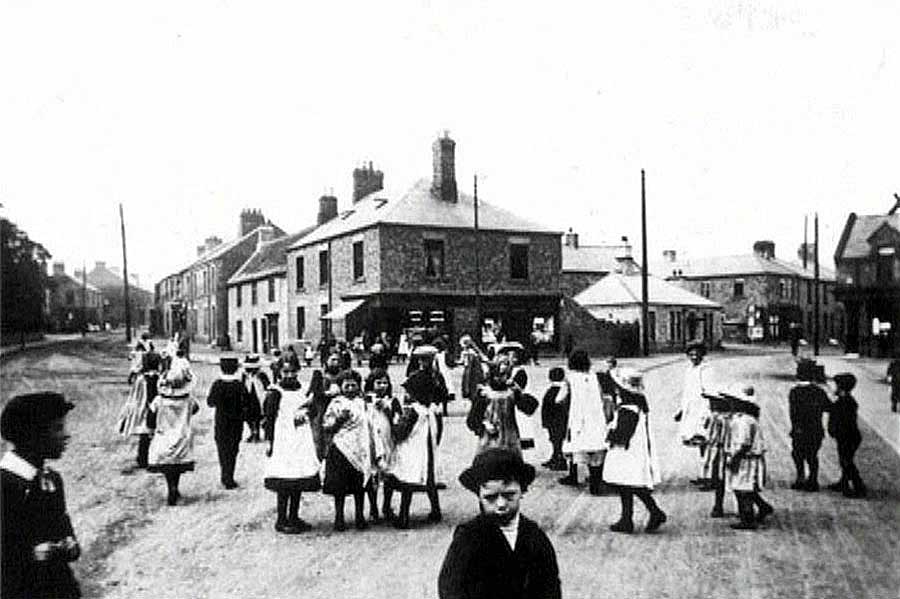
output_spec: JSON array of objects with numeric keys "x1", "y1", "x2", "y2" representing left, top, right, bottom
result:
[
  {"x1": 438, "y1": 514, "x2": 561, "y2": 599},
  {"x1": 788, "y1": 383, "x2": 831, "y2": 440},
  {"x1": 828, "y1": 393, "x2": 861, "y2": 446},
  {"x1": 206, "y1": 378, "x2": 246, "y2": 438},
  {"x1": 2, "y1": 464, "x2": 81, "y2": 599}
]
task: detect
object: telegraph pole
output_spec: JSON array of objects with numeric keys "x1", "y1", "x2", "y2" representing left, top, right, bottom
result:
[
  {"x1": 803, "y1": 215, "x2": 808, "y2": 270},
  {"x1": 119, "y1": 203, "x2": 132, "y2": 343},
  {"x1": 641, "y1": 170, "x2": 650, "y2": 356},
  {"x1": 813, "y1": 212, "x2": 820, "y2": 356},
  {"x1": 473, "y1": 174, "x2": 482, "y2": 341},
  {"x1": 81, "y1": 262, "x2": 87, "y2": 336}
]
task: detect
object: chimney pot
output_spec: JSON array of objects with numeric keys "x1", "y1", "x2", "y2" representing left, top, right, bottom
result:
[
  {"x1": 317, "y1": 195, "x2": 339, "y2": 225},
  {"x1": 95, "y1": 261, "x2": 105, "y2": 269},
  {"x1": 53, "y1": 262, "x2": 65, "y2": 276},
  {"x1": 564, "y1": 229, "x2": 579, "y2": 249},
  {"x1": 753, "y1": 240, "x2": 776, "y2": 260},
  {"x1": 352, "y1": 162, "x2": 384, "y2": 203},
  {"x1": 663, "y1": 250, "x2": 677, "y2": 263}
]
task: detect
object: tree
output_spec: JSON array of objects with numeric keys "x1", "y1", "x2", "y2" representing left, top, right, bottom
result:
[{"x1": 1, "y1": 218, "x2": 51, "y2": 341}]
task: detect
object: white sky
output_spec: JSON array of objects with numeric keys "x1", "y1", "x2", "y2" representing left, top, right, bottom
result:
[{"x1": 1, "y1": 1, "x2": 897, "y2": 288}]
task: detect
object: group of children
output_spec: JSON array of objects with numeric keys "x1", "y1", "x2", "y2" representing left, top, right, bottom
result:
[{"x1": 205, "y1": 346, "x2": 446, "y2": 534}]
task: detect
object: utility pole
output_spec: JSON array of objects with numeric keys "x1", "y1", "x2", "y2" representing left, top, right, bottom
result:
[
  {"x1": 81, "y1": 262, "x2": 87, "y2": 336},
  {"x1": 803, "y1": 215, "x2": 808, "y2": 270},
  {"x1": 473, "y1": 174, "x2": 482, "y2": 342},
  {"x1": 120, "y1": 203, "x2": 132, "y2": 343},
  {"x1": 813, "y1": 212, "x2": 820, "y2": 356},
  {"x1": 641, "y1": 170, "x2": 650, "y2": 356}
]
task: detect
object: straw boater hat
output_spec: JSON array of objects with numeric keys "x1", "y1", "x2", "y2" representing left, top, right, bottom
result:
[
  {"x1": 219, "y1": 354, "x2": 239, "y2": 371},
  {"x1": 459, "y1": 448, "x2": 536, "y2": 494},
  {"x1": 720, "y1": 383, "x2": 759, "y2": 417},
  {"x1": 411, "y1": 344, "x2": 438, "y2": 358},
  {"x1": 243, "y1": 354, "x2": 261, "y2": 370}
]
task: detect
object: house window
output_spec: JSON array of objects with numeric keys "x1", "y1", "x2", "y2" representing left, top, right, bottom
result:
[
  {"x1": 700, "y1": 282, "x2": 711, "y2": 298},
  {"x1": 251, "y1": 281, "x2": 258, "y2": 305},
  {"x1": 65, "y1": 290, "x2": 75, "y2": 306},
  {"x1": 733, "y1": 279, "x2": 744, "y2": 298},
  {"x1": 296, "y1": 307, "x2": 305, "y2": 338},
  {"x1": 319, "y1": 250, "x2": 329, "y2": 286},
  {"x1": 295, "y1": 256, "x2": 305, "y2": 291},
  {"x1": 669, "y1": 311, "x2": 676, "y2": 341},
  {"x1": 353, "y1": 241, "x2": 364, "y2": 280},
  {"x1": 510, "y1": 243, "x2": 529, "y2": 280},
  {"x1": 877, "y1": 246, "x2": 895, "y2": 284},
  {"x1": 236, "y1": 320, "x2": 243, "y2": 343},
  {"x1": 236, "y1": 284, "x2": 242, "y2": 308},
  {"x1": 320, "y1": 303, "x2": 329, "y2": 337},
  {"x1": 823, "y1": 287, "x2": 828, "y2": 305},
  {"x1": 268, "y1": 278, "x2": 276, "y2": 303},
  {"x1": 648, "y1": 311, "x2": 656, "y2": 342},
  {"x1": 424, "y1": 239, "x2": 444, "y2": 278},
  {"x1": 779, "y1": 279, "x2": 787, "y2": 300}
]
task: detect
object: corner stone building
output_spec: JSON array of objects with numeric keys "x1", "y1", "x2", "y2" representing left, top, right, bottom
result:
[
  {"x1": 285, "y1": 134, "x2": 563, "y2": 349},
  {"x1": 834, "y1": 200, "x2": 900, "y2": 356}
]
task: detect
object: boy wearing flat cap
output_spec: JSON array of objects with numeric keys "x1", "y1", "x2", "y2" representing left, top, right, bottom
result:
[
  {"x1": 438, "y1": 448, "x2": 561, "y2": 599},
  {"x1": 1, "y1": 392, "x2": 81, "y2": 598},
  {"x1": 827, "y1": 373, "x2": 866, "y2": 498}
]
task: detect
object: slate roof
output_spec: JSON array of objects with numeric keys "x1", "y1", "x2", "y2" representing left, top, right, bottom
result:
[
  {"x1": 228, "y1": 227, "x2": 315, "y2": 285},
  {"x1": 574, "y1": 273, "x2": 721, "y2": 309},
  {"x1": 55, "y1": 273, "x2": 101, "y2": 293},
  {"x1": 835, "y1": 213, "x2": 900, "y2": 260},
  {"x1": 650, "y1": 254, "x2": 836, "y2": 282},
  {"x1": 290, "y1": 179, "x2": 562, "y2": 249},
  {"x1": 562, "y1": 244, "x2": 634, "y2": 273}
]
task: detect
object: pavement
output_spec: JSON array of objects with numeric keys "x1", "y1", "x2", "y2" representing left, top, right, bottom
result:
[{"x1": 0, "y1": 333, "x2": 85, "y2": 358}]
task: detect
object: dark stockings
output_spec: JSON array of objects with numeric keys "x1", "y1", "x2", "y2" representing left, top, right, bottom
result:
[
  {"x1": 617, "y1": 486, "x2": 663, "y2": 524},
  {"x1": 333, "y1": 493, "x2": 366, "y2": 530},
  {"x1": 137, "y1": 434, "x2": 151, "y2": 468},
  {"x1": 164, "y1": 472, "x2": 182, "y2": 505}
]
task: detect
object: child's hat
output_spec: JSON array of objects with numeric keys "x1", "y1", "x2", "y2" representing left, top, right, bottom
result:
[
  {"x1": 459, "y1": 448, "x2": 536, "y2": 494},
  {"x1": 1, "y1": 392, "x2": 74, "y2": 443},
  {"x1": 243, "y1": 354, "x2": 261, "y2": 369},
  {"x1": 833, "y1": 372, "x2": 856, "y2": 392}
]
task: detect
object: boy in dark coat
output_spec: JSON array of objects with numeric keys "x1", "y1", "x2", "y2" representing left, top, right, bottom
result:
[
  {"x1": 540, "y1": 367, "x2": 570, "y2": 470},
  {"x1": 827, "y1": 373, "x2": 867, "y2": 497},
  {"x1": 788, "y1": 368, "x2": 831, "y2": 491},
  {"x1": 438, "y1": 448, "x2": 561, "y2": 599},
  {"x1": 1, "y1": 393, "x2": 81, "y2": 599},
  {"x1": 206, "y1": 356, "x2": 246, "y2": 489},
  {"x1": 887, "y1": 359, "x2": 900, "y2": 413}
]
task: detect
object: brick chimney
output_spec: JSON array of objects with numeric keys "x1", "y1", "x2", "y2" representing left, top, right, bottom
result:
[
  {"x1": 564, "y1": 228, "x2": 579, "y2": 249},
  {"x1": 431, "y1": 131, "x2": 458, "y2": 203},
  {"x1": 317, "y1": 195, "x2": 338, "y2": 225},
  {"x1": 197, "y1": 244, "x2": 207, "y2": 257},
  {"x1": 239, "y1": 209, "x2": 266, "y2": 237},
  {"x1": 257, "y1": 226, "x2": 276, "y2": 244},
  {"x1": 753, "y1": 240, "x2": 775, "y2": 260},
  {"x1": 205, "y1": 236, "x2": 223, "y2": 253},
  {"x1": 95, "y1": 261, "x2": 106, "y2": 270},
  {"x1": 662, "y1": 249, "x2": 677, "y2": 262},
  {"x1": 353, "y1": 161, "x2": 384, "y2": 203},
  {"x1": 52, "y1": 262, "x2": 65, "y2": 276}
]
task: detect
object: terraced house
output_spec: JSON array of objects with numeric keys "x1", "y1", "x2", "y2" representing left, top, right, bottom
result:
[{"x1": 285, "y1": 134, "x2": 563, "y2": 348}]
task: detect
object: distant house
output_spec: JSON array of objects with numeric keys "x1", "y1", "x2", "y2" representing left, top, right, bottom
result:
[
  {"x1": 154, "y1": 210, "x2": 283, "y2": 347},
  {"x1": 48, "y1": 262, "x2": 103, "y2": 332},
  {"x1": 227, "y1": 226, "x2": 315, "y2": 354},
  {"x1": 560, "y1": 229, "x2": 639, "y2": 297},
  {"x1": 571, "y1": 272, "x2": 723, "y2": 352},
  {"x1": 285, "y1": 133, "x2": 563, "y2": 349},
  {"x1": 834, "y1": 198, "x2": 900, "y2": 356},
  {"x1": 84, "y1": 261, "x2": 153, "y2": 329},
  {"x1": 652, "y1": 241, "x2": 844, "y2": 344}
]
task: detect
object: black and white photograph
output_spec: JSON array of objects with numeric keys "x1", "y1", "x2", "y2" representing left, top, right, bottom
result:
[{"x1": 1, "y1": 2, "x2": 898, "y2": 598}]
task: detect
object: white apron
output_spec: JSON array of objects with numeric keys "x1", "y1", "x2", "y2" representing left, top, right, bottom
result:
[
  {"x1": 562, "y1": 371, "x2": 608, "y2": 460},
  {"x1": 264, "y1": 387, "x2": 320, "y2": 480},
  {"x1": 603, "y1": 406, "x2": 662, "y2": 489}
]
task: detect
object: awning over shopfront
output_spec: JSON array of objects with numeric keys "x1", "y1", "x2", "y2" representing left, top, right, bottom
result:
[{"x1": 322, "y1": 299, "x2": 366, "y2": 320}]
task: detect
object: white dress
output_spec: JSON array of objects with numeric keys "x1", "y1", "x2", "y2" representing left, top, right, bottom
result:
[
  {"x1": 562, "y1": 370, "x2": 609, "y2": 465},
  {"x1": 604, "y1": 405, "x2": 662, "y2": 489},
  {"x1": 263, "y1": 386, "x2": 321, "y2": 490},
  {"x1": 390, "y1": 403, "x2": 440, "y2": 490},
  {"x1": 678, "y1": 363, "x2": 711, "y2": 445}
]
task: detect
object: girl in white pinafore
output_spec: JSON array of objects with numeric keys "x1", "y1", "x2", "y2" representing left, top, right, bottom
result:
[{"x1": 263, "y1": 362, "x2": 321, "y2": 534}]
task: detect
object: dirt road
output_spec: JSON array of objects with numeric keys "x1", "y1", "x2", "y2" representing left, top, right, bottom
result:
[{"x1": 2, "y1": 338, "x2": 898, "y2": 598}]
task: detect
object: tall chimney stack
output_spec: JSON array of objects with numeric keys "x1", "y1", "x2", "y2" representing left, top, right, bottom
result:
[
  {"x1": 564, "y1": 228, "x2": 579, "y2": 248},
  {"x1": 352, "y1": 161, "x2": 384, "y2": 203},
  {"x1": 753, "y1": 240, "x2": 775, "y2": 260},
  {"x1": 317, "y1": 195, "x2": 338, "y2": 225},
  {"x1": 431, "y1": 131, "x2": 458, "y2": 203},
  {"x1": 53, "y1": 262, "x2": 65, "y2": 276}
]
